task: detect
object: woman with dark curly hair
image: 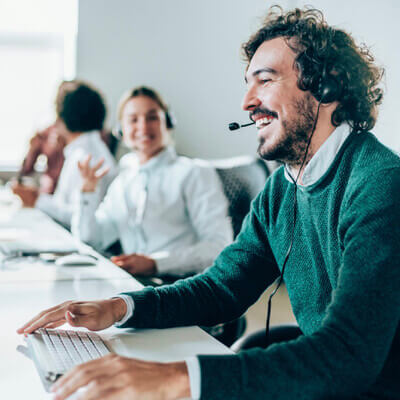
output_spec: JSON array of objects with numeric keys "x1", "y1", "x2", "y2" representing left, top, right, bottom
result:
[
  {"x1": 12, "y1": 81, "x2": 117, "y2": 229},
  {"x1": 18, "y1": 6, "x2": 399, "y2": 400}
]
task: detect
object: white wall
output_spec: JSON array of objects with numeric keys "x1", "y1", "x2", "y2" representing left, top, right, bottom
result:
[{"x1": 77, "y1": 0, "x2": 400, "y2": 158}]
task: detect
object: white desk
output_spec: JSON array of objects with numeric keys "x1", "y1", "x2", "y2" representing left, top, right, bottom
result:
[
  {"x1": 0, "y1": 206, "x2": 131, "y2": 282},
  {"x1": 0, "y1": 200, "x2": 231, "y2": 398}
]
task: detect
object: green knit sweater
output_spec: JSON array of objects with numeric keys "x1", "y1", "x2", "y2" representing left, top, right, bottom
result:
[{"x1": 121, "y1": 132, "x2": 400, "y2": 399}]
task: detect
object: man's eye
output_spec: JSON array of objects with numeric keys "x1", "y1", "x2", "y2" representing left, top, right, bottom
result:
[
  {"x1": 260, "y1": 78, "x2": 271, "y2": 84},
  {"x1": 147, "y1": 115, "x2": 159, "y2": 122}
]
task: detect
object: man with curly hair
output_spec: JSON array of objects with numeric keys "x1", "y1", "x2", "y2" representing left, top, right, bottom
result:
[{"x1": 18, "y1": 6, "x2": 399, "y2": 399}]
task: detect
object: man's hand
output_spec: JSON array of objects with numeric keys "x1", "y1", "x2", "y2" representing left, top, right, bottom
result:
[
  {"x1": 111, "y1": 253, "x2": 157, "y2": 276},
  {"x1": 51, "y1": 354, "x2": 190, "y2": 400},
  {"x1": 11, "y1": 183, "x2": 39, "y2": 207},
  {"x1": 78, "y1": 155, "x2": 110, "y2": 193},
  {"x1": 16, "y1": 298, "x2": 127, "y2": 335}
]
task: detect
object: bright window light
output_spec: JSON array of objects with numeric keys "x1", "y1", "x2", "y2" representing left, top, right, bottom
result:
[{"x1": 0, "y1": 0, "x2": 78, "y2": 166}]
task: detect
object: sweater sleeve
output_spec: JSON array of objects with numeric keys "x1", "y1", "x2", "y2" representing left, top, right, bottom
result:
[
  {"x1": 196, "y1": 167, "x2": 400, "y2": 399},
  {"x1": 118, "y1": 190, "x2": 280, "y2": 328}
]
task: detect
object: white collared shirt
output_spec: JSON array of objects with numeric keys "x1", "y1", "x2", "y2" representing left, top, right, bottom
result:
[
  {"x1": 284, "y1": 123, "x2": 352, "y2": 186},
  {"x1": 36, "y1": 131, "x2": 117, "y2": 228},
  {"x1": 72, "y1": 146, "x2": 233, "y2": 275}
]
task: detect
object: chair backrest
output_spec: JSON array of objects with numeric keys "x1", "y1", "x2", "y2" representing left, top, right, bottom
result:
[{"x1": 210, "y1": 156, "x2": 271, "y2": 238}]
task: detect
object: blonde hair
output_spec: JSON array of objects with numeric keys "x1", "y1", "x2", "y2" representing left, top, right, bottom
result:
[{"x1": 117, "y1": 86, "x2": 169, "y2": 122}]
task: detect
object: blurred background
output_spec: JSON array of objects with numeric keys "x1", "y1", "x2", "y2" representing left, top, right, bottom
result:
[
  {"x1": 0, "y1": 0, "x2": 398, "y2": 334},
  {"x1": 0, "y1": 0, "x2": 399, "y2": 171}
]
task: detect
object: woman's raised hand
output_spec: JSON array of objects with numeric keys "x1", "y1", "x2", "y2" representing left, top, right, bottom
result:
[{"x1": 78, "y1": 155, "x2": 110, "y2": 192}]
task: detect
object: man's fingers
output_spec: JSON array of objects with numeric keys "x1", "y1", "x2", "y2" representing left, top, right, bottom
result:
[
  {"x1": 83, "y1": 379, "x2": 127, "y2": 400},
  {"x1": 43, "y1": 320, "x2": 67, "y2": 330},
  {"x1": 17, "y1": 302, "x2": 71, "y2": 334},
  {"x1": 52, "y1": 355, "x2": 119, "y2": 399},
  {"x1": 21, "y1": 308, "x2": 69, "y2": 334}
]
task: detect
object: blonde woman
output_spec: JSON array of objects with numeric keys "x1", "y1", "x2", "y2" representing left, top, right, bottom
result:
[{"x1": 72, "y1": 86, "x2": 232, "y2": 277}]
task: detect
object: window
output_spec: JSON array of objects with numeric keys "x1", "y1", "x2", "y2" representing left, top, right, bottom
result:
[{"x1": 0, "y1": 0, "x2": 78, "y2": 167}]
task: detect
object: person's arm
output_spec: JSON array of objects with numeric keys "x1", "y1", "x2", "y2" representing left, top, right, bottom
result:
[
  {"x1": 35, "y1": 152, "x2": 80, "y2": 227},
  {"x1": 117, "y1": 169, "x2": 399, "y2": 399},
  {"x1": 17, "y1": 298, "x2": 127, "y2": 335},
  {"x1": 197, "y1": 168, "x2": 400, "y2": 399},
  {"x1": 35, "y1": 192, "x2": 73, "y2": 227},
  {"x1": 71, "y1": 160, "x2": 120, "y2": 251},
  {"x1": 17, "y1": 190, "x2": 278, "y2": 400},
  {"x1": 118, "y1": 189, "x2": 280, "y2": 329},
  {"x1": 17, "y1": 298, "x2": 192, "y2": 400},
  {"x1": 151, "y1": 165, "x2": 233, "y2": 275},
  {"x1": 20, "y1": 132, "x2": 45, "y2": 175}
]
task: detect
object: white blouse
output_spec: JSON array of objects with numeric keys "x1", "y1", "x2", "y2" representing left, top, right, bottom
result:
[{"x1": 72, "y1": 146, "x2": 233, "y2": 275}]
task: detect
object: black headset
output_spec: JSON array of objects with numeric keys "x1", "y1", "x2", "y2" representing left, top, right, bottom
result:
[
  {"x1": 114, "y1": 109, "x2": 175, "y2": 138},
  {"x1": 313, "y1": 66, "x2": 341, "y2": 104},
  {"x1": 297, "y1": 45, "x2": 342, "y2": 104},
  {"x1": 164, "y1": 110, "x2": 175, "y2": 130}
]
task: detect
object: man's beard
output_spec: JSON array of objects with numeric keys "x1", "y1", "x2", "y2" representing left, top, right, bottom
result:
[{"x1": 257, "y1": 93, "x2": 316, "y2": 166}]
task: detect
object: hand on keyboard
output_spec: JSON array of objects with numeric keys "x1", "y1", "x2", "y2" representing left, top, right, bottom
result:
[
  {"x1": 50, "y1": 353, "x2": 190, "y2": 400},
  {"x1": 17, "y1": 298, "x2": 127, "y2": 335}
]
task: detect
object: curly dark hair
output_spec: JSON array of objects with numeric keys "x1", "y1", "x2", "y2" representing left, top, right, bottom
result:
[
  {"x1": 243, "y1": 6, "x2": 384, "y2": 132},
  {"x1": 57, "y1": 81, "x2": 106, "y2": 133}
]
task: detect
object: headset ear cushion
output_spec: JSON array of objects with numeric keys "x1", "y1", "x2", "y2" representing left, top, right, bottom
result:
[
  {"x1": 316, "y1": 67, "x2": 341, "y2": 104},
  {"x1": 165, "y1": 111, "x2": 175, "y2": 129},
  {"x1": 317, "y1": 76, "x2": 341, "y2": 103},
  {"x1": 112, "y1": 124, "x2": 123, "y2": 138}
]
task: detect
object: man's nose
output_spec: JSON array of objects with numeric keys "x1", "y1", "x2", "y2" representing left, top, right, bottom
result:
[{"x1": 241, "y1": 87, "x2": 261, "y2": 111}]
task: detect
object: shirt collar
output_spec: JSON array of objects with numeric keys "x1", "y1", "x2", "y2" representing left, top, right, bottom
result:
[
  {"x1": 138, "y1": 146, "x2": 177, "y2": 172},
  {"x1": 63, "y1": 130, "x2": 99, "y2": 157},
  {"x1": 284, "y1": 123, "x2": 352, "y2": 187}
]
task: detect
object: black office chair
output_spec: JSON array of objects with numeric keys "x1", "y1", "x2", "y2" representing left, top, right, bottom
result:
[
  {"x1": 231, "y1": 323, "x2": 302, "y2": 352},
  {"x1": 193, "y1": 156, "x2": 270, "y2": 346},
  {"x1": 212, "y1": 156, "x2": 270, "y2": 237}
]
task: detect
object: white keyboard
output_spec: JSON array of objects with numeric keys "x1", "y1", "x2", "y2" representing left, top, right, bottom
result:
[{"x1": 27, "y1": 328, "x2": 110, "y2": 391}]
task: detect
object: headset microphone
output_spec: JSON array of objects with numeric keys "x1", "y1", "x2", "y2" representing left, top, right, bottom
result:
[{"x1": 228, "y1": 121, "x2": 255, "y2": 131}]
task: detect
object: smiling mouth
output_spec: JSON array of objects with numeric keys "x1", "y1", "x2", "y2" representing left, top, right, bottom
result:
[{"x1": 255, "y1": 115, "x2": 275, "y2": 129}]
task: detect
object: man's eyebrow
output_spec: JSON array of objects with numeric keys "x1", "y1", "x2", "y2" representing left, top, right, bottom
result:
[{"x1": 245, "y1": 67, "x2": 278, "y2": 83}]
